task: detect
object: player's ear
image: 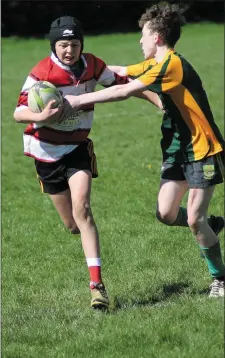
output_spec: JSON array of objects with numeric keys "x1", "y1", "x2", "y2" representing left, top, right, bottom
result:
[
  {"x1": 155, "y1": 32, "x2": 163, "y2": 45},
  {"x1": 154, "y1": 32, "x2": 159, "y2": 43}
]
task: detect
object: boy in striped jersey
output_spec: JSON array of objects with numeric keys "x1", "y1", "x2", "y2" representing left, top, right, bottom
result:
[
  {"x1": 66, "y1": 4, "x2": 225, "y2": 297},
  {"x1": 14, "y1": 16, "x2": 162, "y2": 310}
]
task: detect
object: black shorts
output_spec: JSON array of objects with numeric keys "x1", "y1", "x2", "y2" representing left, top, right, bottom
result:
[
  {"x1": 161, "y1": 152, "x2": 224, "y2": 188},
  {"x1": 35, "y1": 139, "x2": 98, "y2": 194}
]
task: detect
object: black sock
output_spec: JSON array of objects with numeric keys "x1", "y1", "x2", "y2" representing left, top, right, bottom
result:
[
  {"x1": 171, "y1": 208, "x2": 220, "y2": 230},
  {"x1": 171, "y1": 207, "x2": 188, "y2": 227}
]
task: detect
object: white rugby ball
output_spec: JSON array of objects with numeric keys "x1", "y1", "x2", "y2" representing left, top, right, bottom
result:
[{"x1": 28, "y1": 81, "x2": 63, "y2": 113}]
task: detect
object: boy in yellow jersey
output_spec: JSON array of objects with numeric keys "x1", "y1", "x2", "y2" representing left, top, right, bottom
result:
[{"x1": 64, "y1": 4, "x2": 225, "y2": 297}]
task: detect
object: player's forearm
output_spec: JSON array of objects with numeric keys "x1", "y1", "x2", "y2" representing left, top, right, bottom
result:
[
  {"x1": 132, "y1": 90, "x2": 163, "y2": 109},
  {"x1": 14, "y1": 108, "x2": 43, "y2": 123},
  {"x1": 107, "y1": 69, "x2": 163, "y2": 109},
  {"x1": 67, "y1": 85, "x2": 129, "y2": 108}
]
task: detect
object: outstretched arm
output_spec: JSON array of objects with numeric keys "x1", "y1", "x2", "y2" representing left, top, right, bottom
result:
[
  {"x1": 65, "y1": 58, "x2": 178, "y2": 112},
  {"x1": 107, "y1": 65, "x2": 163, "y2": 109},
  {"x1": 65, "y1": 79, "x2": 146, "y2": 110}
]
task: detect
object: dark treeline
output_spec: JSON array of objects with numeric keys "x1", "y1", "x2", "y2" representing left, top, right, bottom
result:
[{"x1": 2, "y1": 0, "x2": 224, "y2": 37}]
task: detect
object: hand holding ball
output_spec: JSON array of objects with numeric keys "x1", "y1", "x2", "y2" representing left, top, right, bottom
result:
[{"x1": 28, "y1": 81, "x2": 63, "y2": 113}]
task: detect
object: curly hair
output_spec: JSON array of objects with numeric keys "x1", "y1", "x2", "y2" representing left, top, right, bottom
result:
[{"x1": 139, "y1": 3, "x2": 186, "y2": 47}]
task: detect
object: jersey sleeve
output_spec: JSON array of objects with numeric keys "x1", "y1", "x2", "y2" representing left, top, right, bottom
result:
[
  {"x1": 89, "y1": 54, "x2": 128, "y2": 87},
  {"x1": 98, "y1": 66, "x2": 128, "y2": 87},
  {"x1": 15, "y1": 75, "x2": 37, "y2": 111},
  {"x1": 127, "y1": 59, "x2": 157, "y2": 79},
  {"x1": 137, "y1": 55, "x2": 183, "y2": 93},
  {"x1": 15, "y1": 59, "x2": 48, "y2": 112}
]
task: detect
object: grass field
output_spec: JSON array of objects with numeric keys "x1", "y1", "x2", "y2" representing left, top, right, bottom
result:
[{"x1": 2, "y1": 23, "x2": 224, "y2": 358}]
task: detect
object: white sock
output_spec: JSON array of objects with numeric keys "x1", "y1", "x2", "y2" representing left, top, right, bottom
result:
[{"x1": 86, "y1": 257, "x2": 101, "y2": 267}]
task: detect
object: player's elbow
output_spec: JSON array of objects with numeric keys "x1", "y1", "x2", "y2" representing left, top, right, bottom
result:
[
  {"x1": 112, "y1": 85, "x2": 131, "y2": 101},
  {"x1": 13, "y1": 111, "x2": 22, "y2": 123},
  {"x1": 13, "y1": 111, "x2": 19, "y2": 122}
]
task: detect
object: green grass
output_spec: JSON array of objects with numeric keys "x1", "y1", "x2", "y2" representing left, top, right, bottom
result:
[{"x1": 2, "y1": 23, "x2": 224, "y2": 358}]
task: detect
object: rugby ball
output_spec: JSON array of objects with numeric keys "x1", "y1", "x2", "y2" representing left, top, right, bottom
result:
[{"x1": 28, "y1": 81, "x2": 63, "y2": 113}]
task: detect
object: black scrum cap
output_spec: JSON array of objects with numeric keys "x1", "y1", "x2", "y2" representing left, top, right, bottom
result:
[{"x1": 49, "y1": 16, "x2": 84, "y2": 55}]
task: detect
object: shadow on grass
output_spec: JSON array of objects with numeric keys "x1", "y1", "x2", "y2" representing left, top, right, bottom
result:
[{"x1": 111, "y1": 282, "x2": 209, "y2": 312}]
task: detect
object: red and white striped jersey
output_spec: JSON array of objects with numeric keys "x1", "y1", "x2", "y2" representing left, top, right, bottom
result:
[{"x1": 15, "y1": 52, "x2": 128, "y2": 162}]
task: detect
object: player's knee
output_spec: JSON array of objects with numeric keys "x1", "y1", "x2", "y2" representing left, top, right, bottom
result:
[
  {"x1": 73, "y1": 200, "x2": 92, "y2": 222},
  {"x1": 187, "y1": 215, "x2": 204, "y2": 234},
  {"x1": 156, "y1": 210, "x2": 174, "y2": 226}
]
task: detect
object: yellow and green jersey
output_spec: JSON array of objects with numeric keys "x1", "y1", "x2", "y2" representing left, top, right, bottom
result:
[{"x1": 127, "y1": 50, "x2": 224, "y2": 163}]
